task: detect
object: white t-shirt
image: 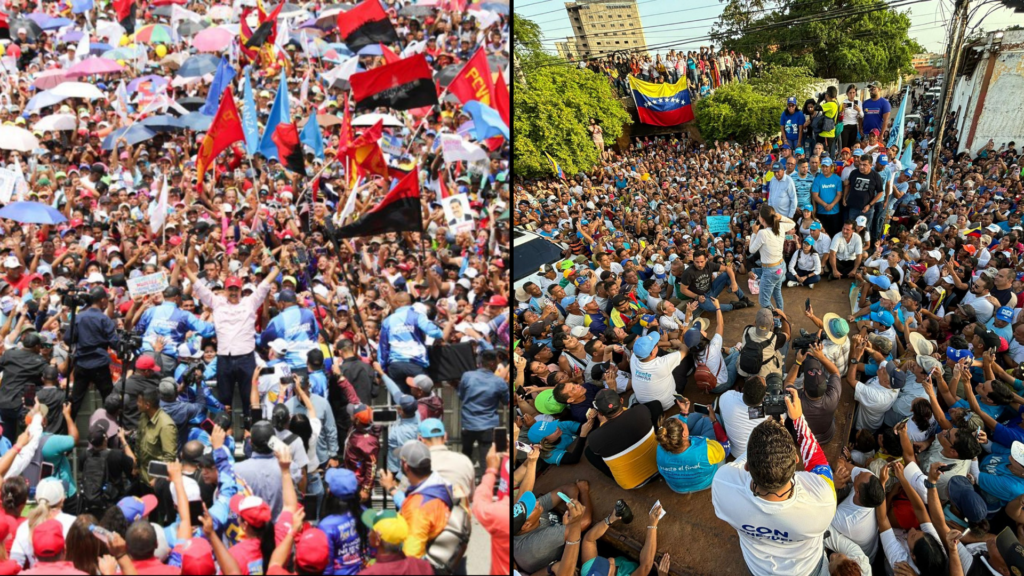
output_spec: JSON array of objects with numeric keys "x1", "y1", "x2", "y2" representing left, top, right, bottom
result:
[
  {"x1": 630, "y1": 350, "x2": 682, "y2": 410},
  {"x1": 11, "y1": 511, "x2": 77, "y2": 567},
  {"x1": 699, "y1": 334, "x2": 728, "y2": 385},
  {"x1": 830, "y1": 467, "x2": 879, "y2": 560},
  {"x1": 961, "y1": 291, "x2": 995, "y2": 324},
  {"x1": 718, "y1": 390, "x2": 771, "y2": 461},
  {"x1": 712, "y1": 460, "x2": 837, "y2": 576},
  {"x1": 853, "y1": 377, "x2": 899, "y2": 432}
]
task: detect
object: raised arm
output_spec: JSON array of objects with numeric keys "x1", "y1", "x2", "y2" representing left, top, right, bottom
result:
[{"x1": 922, "y1": 377, "x2": 955, "y2": 431}]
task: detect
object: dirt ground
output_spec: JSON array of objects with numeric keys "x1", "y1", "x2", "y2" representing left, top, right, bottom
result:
[{"x1": 532, "y1": 278, "x2": 857, "y2": 576}]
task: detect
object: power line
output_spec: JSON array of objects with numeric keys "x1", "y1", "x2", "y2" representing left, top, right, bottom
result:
[
  {"x1": 515, "y1": 0, "x2": 660, "y2": 19},
  {"x1": 516, "y1": 0, "x2": 555, "y2": 9},
  {"x1": 529, "y1": 0, "x2": 927, "y2": 68}
]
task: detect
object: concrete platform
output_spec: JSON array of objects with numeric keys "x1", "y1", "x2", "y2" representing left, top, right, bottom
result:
[{"x1": 533, "y1": 278, "x2": 857, "y2": 576}]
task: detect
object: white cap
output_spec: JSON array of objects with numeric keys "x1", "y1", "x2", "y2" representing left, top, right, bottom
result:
[
  {"x1": 268, "y1": 339, "x2": 290, "y2": 354},
  {"x1": 35, "y1": 478, "x2": 65, "y2": 506},
  {"x1": 855, "y1": 216, "x2": 867, "y2": 227},
  {"x1": 586, "y1": 201, "x2": 595, "y2": 210},
  {"x1": 1012, "y1": 441, "x2": 1024, "y2": 467},
  {"x1": 86, "y1": 272, "x2": 105, "y2": 283},
  {"x1": 880, "y1": 287, "x2": 901, "y2": 302},
  {"x1": 570, "y1": 326, "x2": 589, "y2": 338},
  {"x1": 457, "y1": 278, "x2": 472, "y2": 289},
  {"x1": 927, "y1": 250, "x2": 942, "y2": 260},
  {"x1": 577, "y1": 294, "x2": 595, "y2": 307},
  {"x1": 242, "y1": 283, "x2": 256, "y2": 293},
  {"x1": 463, "y1": 267, "x2": 479, "y2": 279},
  {"x1": 313, "y1": 284, "x2": 329, "y2": 297},
  {"x1": 170, "y1": 476, "x2": 202, "y2": 505},
  {"x1": 653, "y1": 264, "x2": 666, "y2": 277},
  {"x1": 3, "y1": 256, "x2": 19, "y2": 269}
]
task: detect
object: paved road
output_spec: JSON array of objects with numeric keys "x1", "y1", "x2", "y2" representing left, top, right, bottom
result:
[{"x1": 466, "y1": 516, "x2": 492, "y2": 574}]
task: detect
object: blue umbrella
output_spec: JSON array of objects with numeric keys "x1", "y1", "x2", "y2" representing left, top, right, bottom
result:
[
  {"x1": 101, "y1": 125, "x2": 157, "y2": 150},
  {"x1": 128, "y1": 75, "x2": 169, "y2": 93},
  {"x1": 60, "y1": 30, "x2": 84, "y2": 43},
  {"x1": 89, "y1": 43, "x2": 114, "y2": 56},
  {"x1": 0, "y1": 202, "x2": 68, "y2": 225},
  {"x1": 39, "y1": 17, "x2": 73, "y2": 31},
  {"x1": 178, "y1": 54, "x2": 220, "y2": 78},
  {"x1": 140, "y1": 115, "x2": 185, "y2": 132},
  {"x1": 356, "y1": 44, "x2": 382, "y2": 57},
  {"x1": 178, "y1": 112, "x2": 213, "y2": 131}
]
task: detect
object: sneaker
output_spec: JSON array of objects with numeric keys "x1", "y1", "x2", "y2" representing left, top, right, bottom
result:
[
  {"x1": 786, "y1": 281, "x2": 797, "y2": 288},
  {"x1": 808, "y1": 284, "x2": 815, "y2": 290}
]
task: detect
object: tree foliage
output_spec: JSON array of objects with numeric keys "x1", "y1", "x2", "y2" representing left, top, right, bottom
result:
[
  {"x1": 712, "y1": 0, "x2": 923, "y2": 83},
  {"x1": 695, "y1": 66, "x2": 823, "y2": 142},
  {"x1": 513, "y1": 15, "x2": 631, "y2": 178}
]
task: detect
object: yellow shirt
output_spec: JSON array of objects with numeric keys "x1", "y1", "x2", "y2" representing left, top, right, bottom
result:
[{"x1": 819, "y1": 101, "x2": 839, "y2": 138}]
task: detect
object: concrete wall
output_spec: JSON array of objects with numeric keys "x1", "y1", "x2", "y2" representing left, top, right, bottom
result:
[{"x1": 949, "y1": 30, "x2": 1024, "y2": 155}]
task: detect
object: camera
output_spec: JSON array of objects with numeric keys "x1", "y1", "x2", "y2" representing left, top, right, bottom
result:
[
  {"x1": 115, "y1": 329, "x2": 143, "y2": 361},
  {"x1": 181, "y1": 360, "x2": 207, "y2": 387},
  {"x1": 57, "y1": 285, "x2": 90, "y2": 308},
  {"x1": 792, "y1": 329, "x2": 822, "y2": 351},
  {"x1": 749, "y1": 372, "x2": 788, "y2": 419}
]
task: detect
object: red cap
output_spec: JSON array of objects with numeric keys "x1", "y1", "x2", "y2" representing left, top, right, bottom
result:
[
  {"x1": 118, "y1": 300, "x2": 134, "y2": 316},
  {"x1": 229, "y1": 495, "x2": 272, "y2": 528},
  {"x1": 225, "y1": 277, "x2": 243, "y2": 289},
  {"x1": 278, "y1": 229, "x2": 294, "y2": 240},
  {"x1": 175, "y1": 538, "x2": 215, "y2": 576},
  {"x1": 135, "y1": 355, "x2": 157, "y2": 371},
  {"x1": 295, "y1": 528, "x2": 330, "y2": 572},
  {"x1": 486, "y1": 295, "x2": 508, "y2": 308},
  {"x1": 80, "y1": 189, "x2": 94, "y2": 198},
  {"x1": 1000, "y1": 336, "x2": 1010, "y2": 353},
  {"x1": 313, "y1": 306, "x2": 328, "y2": 321},
  {"x1": 69, "y1": 218, "x2": 84, "y2": 228},
  {"x1": 493, "y1": 258, "x2": 505, "y2": 269},
  {"x1": 32, "y1": 519, "x2": 64, "y2": 558},
  {"x1": 169, "y1": 236, "x2": 183, "y2": 247}
]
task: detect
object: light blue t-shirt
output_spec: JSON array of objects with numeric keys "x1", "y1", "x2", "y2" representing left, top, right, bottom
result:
[{"x1": 812, "y1": 173, "x2": 843, "y2": 215}]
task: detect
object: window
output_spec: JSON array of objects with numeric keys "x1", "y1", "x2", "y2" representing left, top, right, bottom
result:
[
  {"x1": 615, "y1": 41, "x2": 620, "y2": 44},
  {"x1": 596, "y1": 41, "x2": 602, "y2": 45}
]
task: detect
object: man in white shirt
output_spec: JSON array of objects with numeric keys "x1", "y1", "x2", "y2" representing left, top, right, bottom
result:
[
  {"x1": 712, "y1": 387, "x2": 836, "y2": 576},
  {"x1": 848, "y1": 348, "x2": 905, "y2": 433},
  {"x1": 629, "y1": 332, "x2": 682, "y2": 421},
  {"x1": 831, "y1": 462, "x2": 884, "y2": 560},
  {"x1": 829, "y1": 221, "x2": 864, "y2": 280},
  {"x1": 717, "y1": 377, "x2": 776, "y2": 461},
  {"x1": 922, "y1": 249, "x2": 943, "y2": 287},
  {"x1": 562, "y1": 296, "x2": 585, "y2": 329}
]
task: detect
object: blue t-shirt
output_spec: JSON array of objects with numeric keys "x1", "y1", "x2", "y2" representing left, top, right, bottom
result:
[
  {"x1": 656, "y1": 434, "x2": 725, "y2": 494},
  {"x1": 862, "y1": 97, "x2": 892, "y2": 134},
  {"x1": 812, "y1": 173, "x2": 843, "y2": 215},
  {"x1": 780, "y1": 110, "x2": 806, "y2": 141}
]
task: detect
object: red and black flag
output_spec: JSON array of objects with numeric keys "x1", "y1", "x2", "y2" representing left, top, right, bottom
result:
[
  {"x1": 0, "y1": 12, "x2": 9, "y2": 40},
  {"x1": 113, "y1": 0, "x2": 136, "y2": 34},
  {"x1": 245, "y1": 1, "x2": 283, "y2": 49},
  {"x1": 336, "y1": 0, "x2": 398, "y2": 53},
  {"x1": 349, "y1": 53, "x2": 437, "y2": 112},
  {"x1": 334, "y1": 169, "x2": 422, "y2": 239},
  {"x1": 271, "y1": 122, "x2": 306, "y2": 176}
]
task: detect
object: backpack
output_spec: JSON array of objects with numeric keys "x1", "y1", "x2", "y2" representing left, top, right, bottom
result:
[
  {"x1": 738, "y1": 327, "x2": 777, "y2": 376},
  {"x1": 426, "y1": 497, "x2": 472, "y2": 576},
  {"x1": 80, "y1": 449, "x2": 118, "y2": 515},
  {"x1": 694, "y1": 349, "x2": 722, "y2": 393},
  {"x1": 22, "y1": 432, "x2": 52, "y2": 492}
]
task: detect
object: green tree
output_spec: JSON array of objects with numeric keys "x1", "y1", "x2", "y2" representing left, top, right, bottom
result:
[
  {"x1": 513, "y1": 15, "x2": 631, "y2": 178},
  {"x1": 712, "y1": 0, "x2": 923, "y2": 83},
  {"x1": 695, "y1": 66, "x2": 822, "y2": 142}
]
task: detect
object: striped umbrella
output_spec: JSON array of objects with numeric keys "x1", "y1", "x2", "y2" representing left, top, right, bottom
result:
[{"x1": 134, "y1": 24, "x2": 175, "y2": 45}]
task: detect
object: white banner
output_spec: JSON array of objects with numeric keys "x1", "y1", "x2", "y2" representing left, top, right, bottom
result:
[
  {"x1": 127, "y1": 271, "x2": 169, "y2": 298},
  {"x1": 440, "y1": 134, "x2": 488, "y2": 164}
]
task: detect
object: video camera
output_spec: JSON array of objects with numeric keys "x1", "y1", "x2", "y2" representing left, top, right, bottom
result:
[
  {"x1": 57, "y1": 285, "x2": 90, "y2": 308},
  {"x1": 792, "y1": 329, "x2": 822, "y2": 351},
  {"x1": 115, "y1": 329, "x2": 143, "y2": 361},
  {"x1": 181, "y1": 360, "x2": 207, "y2": 388},
  {"x1": 748, "y1": 372, "x2": 788, "y2": 420}
]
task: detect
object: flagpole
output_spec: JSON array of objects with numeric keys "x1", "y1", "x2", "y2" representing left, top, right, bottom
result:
[{"x1": 400, "y1": 85, "x2": 451, "y2": 157}]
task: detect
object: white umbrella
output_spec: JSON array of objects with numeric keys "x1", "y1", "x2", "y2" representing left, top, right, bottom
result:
[
  {"x1": 48, "y1": 82, "x2": 106, "y2": 100},
  {"x1": 353, "y1": 113, "x2": 403, "y2": 128},
  {"x1": 33, "y1": 114, "x2": 78, "y2": 132},
  {"x1": 0, "y1": 126, "x2": 40, "y2": 152},
  {"x1": 207, "y1": 5, "x2": 234, "y2": 20}
]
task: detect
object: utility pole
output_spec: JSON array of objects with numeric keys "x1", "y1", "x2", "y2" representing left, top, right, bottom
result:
[{"x1": 928, "y1": 0, "x2": 970, "y2": 190}]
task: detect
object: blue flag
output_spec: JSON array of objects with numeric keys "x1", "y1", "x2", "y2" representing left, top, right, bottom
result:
[
  {"x1": 71, "y1": 0, "x2": 94, "y2": 14},
  {"x1": 240, "y1": 68, "x2": 260, "y2": 155},
  {"x1": 887, "y1": 86, "x2": 910, "y2": 150},
  {"x1": 461, "y1": 100, "x2": 509, "y2": 141},
  {"x1": 258, "y1": 71, "x2": 289, "y2": 161},
  {"x1": 300, "y1": 113, "x2": 324, "y2": 160},
  {"x1": 202, "y1": 57, "x2": 236, "y2": 117}
]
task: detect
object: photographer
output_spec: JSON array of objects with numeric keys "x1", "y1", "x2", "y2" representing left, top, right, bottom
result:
[
  {"x1": 737, "y1": 307, "x2": 791, "y2": 380},
  {"x1": 787, "y1": 345, "x2": 841, "y2": 444},
  {"x1": 64, "y1": 287, "x2": 119, "y2": 420},
  {"x1": 712, "y1": 388, "x2": 837, "y2": 576}
]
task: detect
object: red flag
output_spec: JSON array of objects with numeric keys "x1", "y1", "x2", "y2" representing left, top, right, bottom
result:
[
  {"x1": 338, "y1": 92, "x2": 352, "y2": 153},
  {"x1": 347, "y1": 120, "x2": 388, "y2": 179},
  {"x1": 438, "y1": 172, "x2": 450, "y2": 200},
  {"x1": 337, "y1": 0, "x2": 398, "y2": 53},
  {"x1": 272, "y1": 123, "x2": 306, "y2": 175},
  {"x1": 151, "y1": 0, "x2": 186, "y2": 5},
  {"x1": 239, "y1": 7, "x2": 257, "y2": 61},
  {"x1": 380, "y1": 43, "x2": 400, "y2": 64},
  {"x1": 349, "y1": 54, "x2": 437, "y2": 112},
  {"x1": 196, "y1": 88, "x2": 245, "y2": 187},
  {"x1": 493, "y1": 73, "x2": 510, "y2": 124},
  {"x1": 113, "y1": 0, "x2": 135, "y2": 29},
  {"x1": 448, "y1": 49, "x2": 495, "y2": 107}
]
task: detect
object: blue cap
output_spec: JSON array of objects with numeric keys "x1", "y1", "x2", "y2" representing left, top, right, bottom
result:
[
  {"x1": 771, "y1": 162, "x2": 781, "y2": 170},
  {"x1": 867, "y1": 275, "x2": 891, "y2": 289},
  {"x1": 997, "y1": 306, "x2": 1014, "y2": 323},
  {"x1": 803, "y1": 236, "x2": 815, "y2": 245},
  {"x1": 821, "y1": 157, "x2": 834, "y2": 167},
  {"x1": 903, "y1": 169, "x2": 914, "y2": 177},
  {"x1": 787, "y1": 96, "x2": 797, "y2": 105},
  {"x1": 810, "y1": 222, "x2": 822, "y2": 230},
  {"x1": 632, "y1": 332, "x2": 660, "y2": 359},
  {"x1": 779, "y1": 158, "x2": 788, "y2": 166},
  {"x1": 639, "y1": 314, "x2": 657, "y2": 328},
  {"x1": 853, "y1": 149, "x2": 864, "y2": 157},
  {"x1": 801, "y1": 204, "x2": 813, "y2": 212},
  {"x1": 947, "y1": 476, "x2": 988, "y2": 523},
  {"x1": 325, "y1": 468, "x2": 359, "y2": 498},
  {"x1": 683, "y1": 328, "x2": 702, "y2": 348},
  {"x1": 561, "y1": 295, "x2": 577, "y2": 308},
  {"x1": 528, "y1": 421, "x2": 559, "y2": 443},
  {"x1": 782, "y1": 144, "x2": 791, "y2": 150},
  {"x1": 397, "y1": 394, "x2": 418, "y2": 413},
  {"x1": 514, "y1": 491, "x2": 538, "y2": 524},
  {"x1": 418, "y1": 418, "x2": 446, "y2": 438},
  {"x1": 869, "y1": 310, "x2": 895, "y2": 327},
  {"x1": 795, "y1": 147, "x2": 804, "y2": 155},
  {"x1": 947, "y1": 347, "x2": 974, "y2": 362},
  {"x1": 878, "y1": 154, "x2": 889, "y2": 165},
  {"x1": 117, "y1": 496, "x2": 156, "y2": 523}
]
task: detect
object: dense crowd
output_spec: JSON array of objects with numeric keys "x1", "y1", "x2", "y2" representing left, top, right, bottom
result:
[
  {"x1": 0, "y1": 0, "x2": 513, "y2": 575},
  {"x1": 581, "y1": 47, "x2": 760, "y2": 99},
  {"x1": 512, "y1": 79, "x2": 1024, "y2": 576}
]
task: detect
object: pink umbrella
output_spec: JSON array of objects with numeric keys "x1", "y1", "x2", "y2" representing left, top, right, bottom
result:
[
  {"x1": 67, "y1": 57, "x2": 125, "y2": 78},
  {"x1": 32, "y1": 69, "x2": 69, "y2": 90},
  {"x1": 192, "y1": 27, "x2": 234, "y2": 53}
]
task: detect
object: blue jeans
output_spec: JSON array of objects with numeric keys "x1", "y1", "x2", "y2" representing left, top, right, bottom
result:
[
  {"x1": 786, "y1": 270, "x2": 821, "y2": 286},
  {"x1": 699, "y1": 272, "x2": 746, "y2": 312},
  {"x1": 846, "y1": 206, "x2": 873, "y2": 230},
  {"x1": 872, "y1": 203, "x2": 887, "y2": 241},
  {"x1": 753, "y1": 263, "x2": 785, "y2": 310},
  {"x1": 684, "y1": 412, "x2": 716, "y2": 439},
  {"x1": 711, "y1": 349, "x2": 740, "y2": 394}
]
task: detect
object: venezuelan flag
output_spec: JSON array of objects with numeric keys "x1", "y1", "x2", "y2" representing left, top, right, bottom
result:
[
  {"x1": 629, "y1": 75, "x2": 694, "y2": 126},
  {"x1": 544, "y1": 152, "x2": 565, "y2": 179}
]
